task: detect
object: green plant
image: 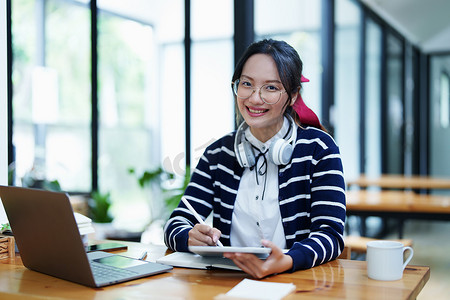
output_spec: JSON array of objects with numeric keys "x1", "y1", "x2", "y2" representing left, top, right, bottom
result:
[
  {"x1": 163, "y1": 166, "x2": 191, "y2": 213},
  {"x1": 1, "y1": 223, "x2": 11, "y2": 234},
  {"x1": 128, "y1": 166, "x2": 191, "y2": 219},
  {"x1": 88, "y1": 190, "x2": 114, "y2": 223},
  {"x1": 129, "y1": 167, "x2": 171, "y2": 189}
]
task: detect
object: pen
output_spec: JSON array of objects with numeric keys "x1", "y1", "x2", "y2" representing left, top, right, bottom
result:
[
  {"x1": 181, "y1": 196, "x2": 224, "y2": 247},
  {"x1": 139, "y1": 251, "x2": 147, "y2": 260}
]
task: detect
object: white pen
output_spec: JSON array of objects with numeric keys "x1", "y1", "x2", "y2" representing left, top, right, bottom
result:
[
  {"x1": 139, "y1": 251, "x2": 147, "y2": 260},
  {"x1": 181, "y1": 196, "x2": 224, "y2": 247}
]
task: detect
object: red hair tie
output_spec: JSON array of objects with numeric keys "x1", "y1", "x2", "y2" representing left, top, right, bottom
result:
[{"x1": 292, "y1": 75, "x2": 322, "y2": 129}]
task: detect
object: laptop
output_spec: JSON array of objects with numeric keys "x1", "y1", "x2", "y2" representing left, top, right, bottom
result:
[{"x1": 0, "y1": 185, "x2": 172, "y2": 288}]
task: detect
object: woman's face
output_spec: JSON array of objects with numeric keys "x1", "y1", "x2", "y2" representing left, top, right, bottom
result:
[{"x1": 237, "y1": 53, "x2": 291, "y2": 142}]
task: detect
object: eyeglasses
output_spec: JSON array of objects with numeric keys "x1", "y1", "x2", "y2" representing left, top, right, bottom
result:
[{"x1": 232, "y1": 79, "x2": 286, "y2": 105}]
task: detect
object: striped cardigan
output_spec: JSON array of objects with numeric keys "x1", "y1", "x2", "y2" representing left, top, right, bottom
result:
[{"x1": 164, "y1": 126, "x2": 346, "y2": 271}]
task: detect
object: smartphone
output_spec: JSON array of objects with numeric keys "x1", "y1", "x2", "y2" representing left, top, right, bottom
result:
[{"x1": 85, "y1": 242, "x2": 128, "y2": 252}]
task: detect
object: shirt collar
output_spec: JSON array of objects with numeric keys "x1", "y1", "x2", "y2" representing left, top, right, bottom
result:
[{"x1": 244, "y1": 116, "x2": 290, "y2": 153}]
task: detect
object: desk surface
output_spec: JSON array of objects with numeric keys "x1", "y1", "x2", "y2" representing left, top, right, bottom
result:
[
  {"x1": 0, "y1": 241, "x2": 430, "y2": 300},
  {"x1": 347, "y1": 174, "x2": 450, "y2": 190}
]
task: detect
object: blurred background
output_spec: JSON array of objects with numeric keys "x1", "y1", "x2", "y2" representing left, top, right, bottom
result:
[
  {"x1": 4, "y1": 0, "x2": 449, "y2": 231},
  {"x1": 1, "y1": 1, "x2": 450, "y2": 297}
]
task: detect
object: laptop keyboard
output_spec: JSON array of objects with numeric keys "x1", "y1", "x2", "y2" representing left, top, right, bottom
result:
[{"x1": 90, "y1": 261, "x2": 139, "y2": 282}]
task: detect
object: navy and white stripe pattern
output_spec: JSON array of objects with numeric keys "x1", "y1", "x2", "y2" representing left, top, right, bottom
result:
[{"x1": 164, "y1": 126, "x2": 346, "y2": 271}]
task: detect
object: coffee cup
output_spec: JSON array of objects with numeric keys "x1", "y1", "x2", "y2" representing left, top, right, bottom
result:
[{"x1": 366, "y1": 240, "x2": 414, "y2": 281}]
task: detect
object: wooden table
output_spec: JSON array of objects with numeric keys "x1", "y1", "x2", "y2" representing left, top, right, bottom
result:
[
  {"x1": 0, "y1": 241, "x2": 430, "y2": 300},
  {"x1": 346, "y1": 190, "x2": 450, "y2": 237},
  {"x1": 346, "y1": 190, "x2": 450, "y2": 215},
  {"x1": 346, "y1": 174, "x2": 450, "y2": 238},
  {"x1": 347, "y1": 174, "x2": 450, "y2": 190}
]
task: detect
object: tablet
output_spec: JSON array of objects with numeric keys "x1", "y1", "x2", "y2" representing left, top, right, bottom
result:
[{"x1": 189, "y1": 246, "x2": 271, "y2": 258}]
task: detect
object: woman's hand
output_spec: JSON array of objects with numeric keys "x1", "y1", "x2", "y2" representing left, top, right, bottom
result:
[
  {"x1": 188, "y1": 224, "x2": 222, "y2": 246},
  {"x1": 223, "y1": 240, "x2": 293, "y2": 279}
]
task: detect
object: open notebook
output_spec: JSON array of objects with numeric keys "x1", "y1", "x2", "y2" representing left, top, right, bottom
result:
[
  {"x1": 157, "y1": 246, "x2": 271, "y2": 270},
  {"x1": 156, "y1": 251, "x2": 241, "y2": 270}
]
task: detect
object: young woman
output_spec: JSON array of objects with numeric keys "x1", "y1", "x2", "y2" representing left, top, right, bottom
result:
[{"x1": 164, "y1": 39, "x2": 346, "y2": 279}]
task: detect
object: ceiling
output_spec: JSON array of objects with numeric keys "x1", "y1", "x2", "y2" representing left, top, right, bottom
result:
[{"x1": 360, "y1": 0, "x2": 450, "y2": 53}]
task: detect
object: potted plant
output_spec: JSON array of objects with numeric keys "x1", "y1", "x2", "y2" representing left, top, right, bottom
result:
[
  {"x1": 87, "y1": 190, "x2": 114, "y2": 240},
  {"x1": 88, "y1": 190, "x2": 114, "y2": 224}
]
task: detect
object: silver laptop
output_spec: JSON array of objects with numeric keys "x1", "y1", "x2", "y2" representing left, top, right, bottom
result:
[{"x1": 0, "y1": 185, "x2": 172, "y2": 288}]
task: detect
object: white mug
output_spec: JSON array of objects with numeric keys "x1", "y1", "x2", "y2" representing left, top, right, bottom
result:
[{"x1": 366, "y1": 240, "x2": 414, "y2": 281}]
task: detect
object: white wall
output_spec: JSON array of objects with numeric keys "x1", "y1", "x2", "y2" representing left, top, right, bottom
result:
[{"x1": 1, "y1": 1, "x2": 9, "y2": 223}]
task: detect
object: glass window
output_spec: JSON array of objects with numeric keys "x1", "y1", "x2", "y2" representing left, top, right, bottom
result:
[
  {"x1": 11, "y1": 0, "x2": 37, "y2": 186},
  {"x1": 153, "y1": 2, "x2": 185, "y2": 188},
  {"x1": 440, "y1": 72, "x2": 450, "y2": 128},
  {"x1": 255, "y1": 0, "x2": 321, "y2": 34},
  {"x1": 365, "y1": 18, "x2": 382, "y2": 177},
  {"x1": 334, "y1": 0, "x2": 361, "y2": 181},
  {"x1": 11, "y1": 0, "x2": 186, "y2": 232},
  {"x1": 190, "y1": 0, "x2": 234, "y2": 168},
  {"x1": 97, "y1": 9, "x2": 155, "y2": 229},
  {"x1": 430, "y1": 55, "x2": 450, "y2": 179},
  {"x1": 254, "y1": 0, "x2": 322, "y2": 118},
  {"x1": 385, "y1": 34, "x2": 404, "y2": 174},
  {"x1": 96, "y1": 0, "x2": 185, "y2": 230},
  {"x1": 12, "y1": 0, "x2": 91, "y2": 191},
  {"x1": 1, "y1": 1, "x2": 8, "y2": 189},
  {"x1": 160, "y1": 44, "x2": 185, "y2": 177}
]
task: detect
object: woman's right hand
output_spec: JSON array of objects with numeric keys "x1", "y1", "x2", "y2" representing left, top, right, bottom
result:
[{"x1": 188, "y1": 224, "x2": 222, "y2": 246}]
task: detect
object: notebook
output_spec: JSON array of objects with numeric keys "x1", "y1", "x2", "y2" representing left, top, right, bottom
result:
[
  {"x1": 0, "y1": 185, "x2": 172, "y2": 288},
  {"x1": 157, "y1": 246, "x2": 271, "y2": 271},
  {"x1": 156, "y1": 251, "x2": 242, "y2": 270}
]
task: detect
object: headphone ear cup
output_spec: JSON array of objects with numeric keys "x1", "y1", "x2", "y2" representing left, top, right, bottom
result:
[
  {"x1": 237, "y1": 141, "x2": 255, "y2": 168},
  {"x1": 269, "y1": 139, "x2": 293, "y2": 165}
]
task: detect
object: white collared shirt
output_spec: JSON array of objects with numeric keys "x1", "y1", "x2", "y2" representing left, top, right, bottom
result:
[{"x1": 230, "y1": 117, "x2": 292, "y2": 249}]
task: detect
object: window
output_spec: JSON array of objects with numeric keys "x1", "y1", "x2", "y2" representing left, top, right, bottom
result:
[
  {"x1": 334, "y1": 0, "x2": 361, "y2": 180},
  {"x1": 364, "y1": 18, "x2": 382, "y2": 177},
  {"x1": 385, "y1": 33, "x2": 404, "y2": 174},
  {"x1": 440, "y1": 72, "x2": 450, "y2": 128},
  {"x1": 430, "y1": 55, "x2": 450, "y2": 179},
  {"x1": 254, "y1": 0, "x2": 322, "y2": 117},
  {"x1": 11, "y1": 0, "x2": 91, "y2": 191},
  {"x1": 97, "y1": 7, "x2": 155, "y2": 229},
  {"x1": 190, "y1": 0, "x2": 234, "y2": 168},
  {"x1": 10, "y1": 0, "x2": 186, "y2": 232},
  {"x1": 96, "y1": 0, "x2": 185, "y2": 230}
]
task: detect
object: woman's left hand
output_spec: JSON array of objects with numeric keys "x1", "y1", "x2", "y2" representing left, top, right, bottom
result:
[{"x1": 223, "y1": 240, "x2": 293, "y2": 279}]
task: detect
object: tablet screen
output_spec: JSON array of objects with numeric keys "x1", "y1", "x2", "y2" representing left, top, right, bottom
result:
[{"x1": 189, "y1": 246, "x2": 271, "y2": 258}]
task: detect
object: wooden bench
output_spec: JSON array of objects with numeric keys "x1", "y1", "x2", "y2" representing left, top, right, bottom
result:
[{"x1": 344, "y1": 235, "x2": 413, "y2": 255}]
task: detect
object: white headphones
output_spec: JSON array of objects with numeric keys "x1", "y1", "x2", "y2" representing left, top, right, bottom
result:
[{"x1": 234, "y1": 115, "x2": 297, "y2": 168}]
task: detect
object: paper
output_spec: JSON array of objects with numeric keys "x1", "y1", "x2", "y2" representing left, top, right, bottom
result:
[
  {"x1": 74, "y1": 213, "x2": 95, "y2": 235},
  {"x1": 216, "y1": 278, "x2": 296, "y2": 300}
]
